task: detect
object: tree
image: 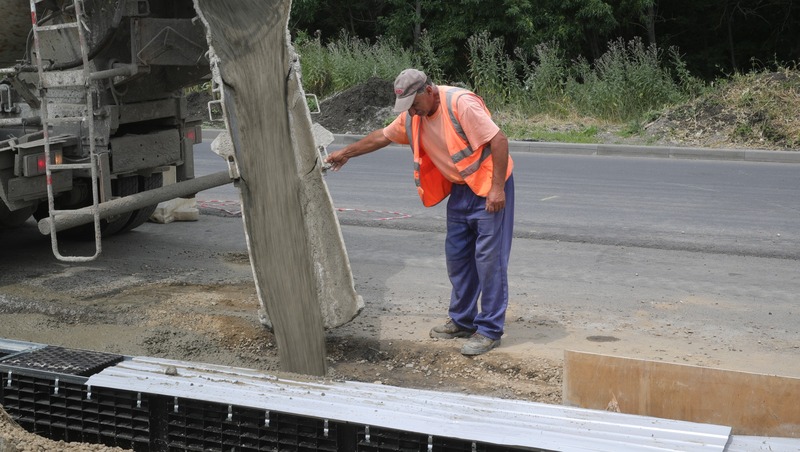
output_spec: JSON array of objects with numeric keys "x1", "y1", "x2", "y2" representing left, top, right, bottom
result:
[
  {"x1": 614, "y1": 0, "x2": 657, "y2": 45},
  {"x1": 290, "y1": 0, "x2": 389, "y2": 38},
  {"x1": 567, "y1": 0, "x2": 618, "y2": 59},
  {"x1": 291, "y1": 0, "x2": 800, "y2": 81},
  {"x1": 377, "y1": 0, "x2": 542, "y2": 77}
]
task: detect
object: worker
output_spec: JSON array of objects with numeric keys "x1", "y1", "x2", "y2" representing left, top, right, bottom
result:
[{"x1": 325, "y1": 68, "x2": 514, "y2": 356}]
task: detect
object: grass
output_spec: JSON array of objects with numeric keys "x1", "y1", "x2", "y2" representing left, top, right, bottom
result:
[
  {"x1": 295, "y1": 31, "x2": 415, "y2": 99},
  {"x1": 493, "y1": 110, "x2": 602, "y2": 143}
]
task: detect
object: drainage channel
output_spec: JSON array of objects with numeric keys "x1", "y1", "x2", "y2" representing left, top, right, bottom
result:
[{"x1": 0, "y1": 339, "x2": 733, "y2": 452}]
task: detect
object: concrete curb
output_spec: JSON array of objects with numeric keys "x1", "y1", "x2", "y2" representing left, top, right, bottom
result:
[
  {"x1": 203, "y1": 129, "x2": 800, "y2": 164},
  {"x1": 333, "y1": 133, "x2": 800, "y2": 164}
]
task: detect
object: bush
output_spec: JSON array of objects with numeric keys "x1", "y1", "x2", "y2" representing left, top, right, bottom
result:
[
  {"x1": 295, "y1": 31, "x2": 415, "y2": 99},
  {"x1": 294, "y1": 31, "x2": 332, "y2": 96},
  {"x1": 466, "y1": 31, "x2": 521, "y2": 106},
  {"x1": 417, "y1": 30, "x2": 445, "y2": 82},
  {"x1": 517, "y1": 42, "x2": 570, "y2": 116},
  {"x1": 295, "y1": 30, "x2": 706, "y2": 137},
  {"x1": 566, "y1": 37, "x2": 696, "y2": 121}
]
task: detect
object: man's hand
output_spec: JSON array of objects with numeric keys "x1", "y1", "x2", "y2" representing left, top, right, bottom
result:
[
  {"x1": 486, "y1": 186, "x2": 506, "y2": 212},
  {"x1": 486, "y1": 130, "x2": 509, "y2": 212},
  {"x1": 325, "y1": 150, "x2": 349, "y2": 172}
]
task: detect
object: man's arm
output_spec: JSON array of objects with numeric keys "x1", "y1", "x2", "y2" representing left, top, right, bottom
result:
[
  {"x1": 325, "y1": 129, "x2": 392, "y2": 171},
  {"x1": 485, "y1": 130, "x2": 509, "y2": 213}
]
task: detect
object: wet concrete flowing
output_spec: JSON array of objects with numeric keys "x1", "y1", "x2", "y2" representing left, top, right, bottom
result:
[{"x1": 193, "y1": 0, "x2": 361, "y2": 376}]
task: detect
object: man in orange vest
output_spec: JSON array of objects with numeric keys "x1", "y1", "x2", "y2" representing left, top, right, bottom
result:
[{"x1": 326, "y1": 68, "x2": 514, "y2": 356}]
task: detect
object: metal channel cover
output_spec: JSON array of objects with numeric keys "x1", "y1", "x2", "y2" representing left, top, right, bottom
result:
[{"x1": 0, "y1": 346, "x2": 123, "y2": 376}]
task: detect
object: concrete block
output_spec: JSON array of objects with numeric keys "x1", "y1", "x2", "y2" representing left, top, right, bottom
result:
[
  {"x1": 598, "y1": 143, "x2": 670, "y2": 158},
  {"x1": 671, "y1": 146, "x2": 745, "y2": 160},
  {"x1": 745, "y1": 149, "x2": 800, "y2": 163},
  {"x1": 151, "y1": 198, "x2": 199, "y2": 224}
]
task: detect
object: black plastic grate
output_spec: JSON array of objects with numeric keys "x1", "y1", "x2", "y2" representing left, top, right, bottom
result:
[
  {"x1": 355, "y1": 425, "x2": 547, "y2": 452},
  {"x1": 165, "y1": 399, "x2": 339, "y2": 452},
  {"x1": 0, "y1": 372, "x2": 151, "y2": 451},
  {"x1": 0, "y1": 346, "x2": 123, "y2": 376}
]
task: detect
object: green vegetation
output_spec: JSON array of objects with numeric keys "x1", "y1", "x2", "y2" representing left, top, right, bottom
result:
[
  {"x1": 291, "y1": 0, "x2": 799, "y2": 82},
  {"x1": 294, "y1": 31, "x2": 415, "y2": 98},
  {"x1": 711, "y1": 68, "x2": 800, "y2": 148},
  {"x1": 296, "y1": 31, "x2": 799, "y2": 149},
  {"x1": 296, "y1": 32, "x2": 704, "y2": 143}
]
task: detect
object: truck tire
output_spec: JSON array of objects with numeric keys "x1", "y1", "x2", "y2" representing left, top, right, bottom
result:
[
  {"x1": 99, "y1": 176, "x2": 138, "y2": 236},
  {"x1": 38, "y1": 175, "x2": 152, "y2": 239},
  {"x1": 118, "y1": 172, "x2": 163, "y2": 233}
]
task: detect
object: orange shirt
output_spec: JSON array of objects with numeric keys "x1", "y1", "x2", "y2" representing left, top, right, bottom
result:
[{"x1": 383, "y1": 88, "x2": 500, "y2": 183}]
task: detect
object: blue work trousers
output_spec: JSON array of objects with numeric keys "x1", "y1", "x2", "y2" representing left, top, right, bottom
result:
[{"x1": 445, "y1": 175, "x2": 514, "y2": 340}]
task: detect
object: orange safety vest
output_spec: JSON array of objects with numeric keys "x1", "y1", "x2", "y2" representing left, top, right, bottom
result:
[{"x1": 404, "y1": 86, "x2": 512, "y2": 207}]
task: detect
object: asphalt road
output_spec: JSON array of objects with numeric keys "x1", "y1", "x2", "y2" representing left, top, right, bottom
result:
[
  {"x1": 318, "y1": 143, "x2": 800, "y2": 258},
  {"x1": 198, "y1": 137, "x2": 800, "y2": 258}
]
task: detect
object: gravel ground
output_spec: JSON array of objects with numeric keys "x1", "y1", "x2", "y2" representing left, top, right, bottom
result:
[{"x1": 0, "y1": 213, "x2": 564, "y2": 451}]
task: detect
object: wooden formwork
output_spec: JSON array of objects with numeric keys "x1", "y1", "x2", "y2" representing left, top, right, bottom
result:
[{"x1": 563, "y1": 350, "x2": 800, "y2": 437}]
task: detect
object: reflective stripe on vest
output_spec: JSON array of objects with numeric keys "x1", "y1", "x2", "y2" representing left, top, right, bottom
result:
[
  {"x1": 445, "y1": 89, "x2": 477, "y2": 166},
  {"x1": 406, "y1": 114, "x2": 420, "y2": 187},
  {"x1": 406, "y1": 88, "x2": 492, "y2": 185}
]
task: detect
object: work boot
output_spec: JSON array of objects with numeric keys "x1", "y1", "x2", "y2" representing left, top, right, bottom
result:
[
  {"x1": 460, "y1": 333, "x2": 501, "y2": 356},
  {"x1": 429, "y1": 319, "x2": 475, "y2": 339}
]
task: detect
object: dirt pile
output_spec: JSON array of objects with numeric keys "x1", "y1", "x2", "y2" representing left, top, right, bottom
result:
[
  {"x1": 189, "y1": 77, "x2": 396, "y2": 135},
  {"x1": 314, "y1": 77, "x2": 396, "y2": 135},
  {"x1": 643, "y1": 71, "x2": 800, "y2": 150}
]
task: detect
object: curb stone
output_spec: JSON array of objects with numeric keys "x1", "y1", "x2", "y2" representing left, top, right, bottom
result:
[
  {"x1": 334, "y1": 134, "x2": 800, "y2": 164},
  {"x1": 202, "y1": 129, "x2": 800, "y2": 164}
]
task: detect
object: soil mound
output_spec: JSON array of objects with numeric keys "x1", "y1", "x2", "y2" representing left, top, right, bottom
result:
[
  {"x1": 643, "y1": 71, "x2": 800, "y2": 150},
  {"x1": 314, "y1": 77, "x2": 395, "y2": 134}
]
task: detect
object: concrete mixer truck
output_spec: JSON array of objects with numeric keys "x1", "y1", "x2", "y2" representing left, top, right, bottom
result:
[{"x1": 0, "y1": 0, "x2": 217, "y2": 260}]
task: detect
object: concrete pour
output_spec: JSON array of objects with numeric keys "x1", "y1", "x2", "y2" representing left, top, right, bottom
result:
[{"x1": 193, "y1": 0, "x2": 362, "y2": 375}]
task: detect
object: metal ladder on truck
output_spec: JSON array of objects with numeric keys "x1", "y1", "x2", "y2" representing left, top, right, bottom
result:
[{"x1": 29, "y1": 0, "x2": 102, "y2": 261}]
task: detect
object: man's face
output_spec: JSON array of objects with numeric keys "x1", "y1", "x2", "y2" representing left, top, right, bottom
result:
[{"x1": 408, "y1": 86, "x2": 435, "y2": 117}]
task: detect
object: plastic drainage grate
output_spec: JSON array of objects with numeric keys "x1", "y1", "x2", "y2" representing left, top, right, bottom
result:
[
  {"x1": 0, "y1": 372, "x2": 151, "y2": 451},
  {"x1": 0, "y1": 346, "x2": 123, "y2": 376},
  {"x1": 165, "y1": 399, "x2": 340, "y2": 452},
  {"x1": 356, "y1": 425, "x2": 545, "y2": 452}
]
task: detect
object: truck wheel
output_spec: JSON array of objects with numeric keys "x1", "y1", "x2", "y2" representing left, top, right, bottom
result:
[
  {"x1": 99, "y1": 176, "x2": 137, "y2": 236},
  {"x1": 61, "y1": 176, "x2": 137, "y2": 238},
  {"x1": 118, "y1": 172, "x2": 163, "y2": 233},
  {"x1": 44, "y1": 176, "x2": 137, "y2": 238}
]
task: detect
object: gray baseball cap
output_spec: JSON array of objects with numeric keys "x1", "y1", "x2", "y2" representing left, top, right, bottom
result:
[{"x1": 393, "y1": 69, "x2": 427, "y2": 113}]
